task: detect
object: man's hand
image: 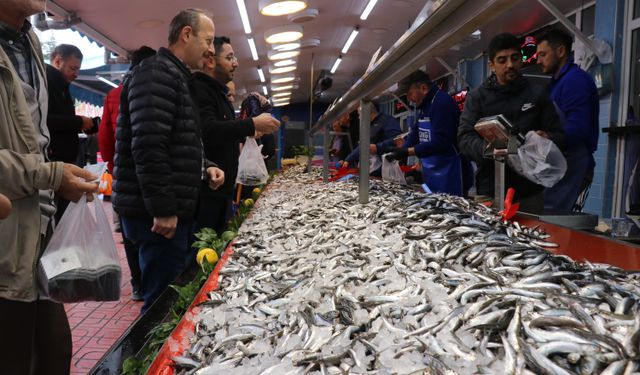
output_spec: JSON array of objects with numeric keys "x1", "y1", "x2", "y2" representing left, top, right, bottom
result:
[
  {"x1": 369, "y1": 144, "x2": 377, "y2": 154},
  {"x1": 252, "y1": 113, "x2": 280, "y2": 134},
  {"x1": 336, "y1": 160, "x2": 348, "y2": 169},
  {"x1": 80, "y1": 116, "x2": 94, "y2": 132},
  {"x1": 207, "y1": 166, "x2": 225, "y2": 191},
  {"x1": 0, "y1": 193, "x2": 12, "y2": 219},
  {"x1": 385, "y1": 148, "x2": 408, "y2": 161},
  {"x1": 152, "y1": 216, "x2": 178, "y2": 239},
  {"x1": 55, "y1": 163, "x2": 99, "y2": 202},
  {"x1": 535, "y1": 130, "x2": 549, "y2": 139}
]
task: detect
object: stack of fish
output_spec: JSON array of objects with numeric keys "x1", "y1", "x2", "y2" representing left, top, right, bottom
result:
[{"x1": 173, "y1": 167, "x2": 640, "y2": 375}]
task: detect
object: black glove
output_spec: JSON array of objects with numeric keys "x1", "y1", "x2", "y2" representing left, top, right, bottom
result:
[{"x1": 385, "y1": 148, "x2": 408, "y2": 161}]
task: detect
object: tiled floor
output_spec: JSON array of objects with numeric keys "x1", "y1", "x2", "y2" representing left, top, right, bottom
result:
[{"x1": 65, "y1": 199, "x2": 143, "y2": 374}]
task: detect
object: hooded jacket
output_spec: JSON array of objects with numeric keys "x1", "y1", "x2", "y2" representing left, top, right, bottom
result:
[{"x1": 458, "y1": 74, "x2": 564, "y2": 199}]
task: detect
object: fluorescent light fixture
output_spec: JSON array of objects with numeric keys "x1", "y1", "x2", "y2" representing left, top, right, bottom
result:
[
  {"x1": 265, "y1": 25, "x2": 303, "y2": 44},
  {"x1": 262, "y1": 86, "x2": 268, "y2": 95},
  {"x1": 272, "y1": 91, "x2": 291, "y2": 98},
  {"x1": 360, "y1": 0, "x2": 378, "y2": 20},
  {"x1": 247, "y1": 37, "x2": 259, "y2": 61},
  {"x1": 330, "y1": 56, "x2": 342, "y2": 74},
  {"x1": 472, "y1": 29, "x2": 481, "y2": 37},
  {"x1": 272, "y1": 42, "x2": 301, "y2": 51},
  {"x1": 341, "y1": 27, "x2": 359, "y2": 54},
  {"x1": 272, "y1": 75, "x2": 296, "y2": 84},
  {"x1": 259, "y1": 0, "x2": 307, "y2": 16},
  {"x1": 270, "y1": 65, "x2": 297, "y2": 74},
  {"x1": 272, "y1": 96, "x2": 291, "y2": 102},
  {"x1": 273, "y1": 101, "x2": 290, "y2": 107},
  {"x1": 97, "y1": 76, "x2": 119, "y2": 88},
  {"x1": 268, "y1": 49, "x2": 301, "y2": 61},
  {"x1": 236, "y1": 0, "x2": 252, "y2": 34},
  {"x1": 257, "y1": 67, "x2": 266, "y2": 82},
  {"x1": 272, "y1": 84, "x2": 294, "y2": 91},
  {"x1": 274, "y1": 59, "x2": 296, "y2": 67}
]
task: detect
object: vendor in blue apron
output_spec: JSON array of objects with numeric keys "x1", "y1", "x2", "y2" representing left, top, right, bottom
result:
[{"x1": 386, "y1": 70, "x2": 468, "y2": 196}]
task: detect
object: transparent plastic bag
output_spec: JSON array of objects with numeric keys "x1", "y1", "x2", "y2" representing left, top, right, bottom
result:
[
  {"x1": 508, "y1": 131, "x2": 567, "y2": 188},
  {"x1": 382, "y1": 155, "x2": 407, "y2": 185},
  {"x1": 236, "y1": 137, "x2": 269, "y2": 186},
  {"x1": 369, "y1": 155, "x2": 382, "y2": 173},
  {"x1": 38, "y1": 195, "x2": 121, "y2": 303}
]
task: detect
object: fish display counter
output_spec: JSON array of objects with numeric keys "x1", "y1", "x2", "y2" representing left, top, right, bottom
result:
[{"x1": 150, "y1": 167, "x2": 640, "y2": 375}]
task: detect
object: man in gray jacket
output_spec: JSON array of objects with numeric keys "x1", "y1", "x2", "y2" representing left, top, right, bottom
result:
[{"x1": 0, "y1": 1, "x2": 98, "y2": 373}]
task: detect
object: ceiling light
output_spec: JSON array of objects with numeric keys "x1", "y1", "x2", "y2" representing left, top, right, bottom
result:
[
  {"x1": 272, "y1": 91, "x2": 291, "y2": 98},
  {"x1": 360, "y1": 0, "x2": 378, "y2": 20},
  {"x1": 272, "y1": 84, "x2": 294, "y2": 91},
  {"x1": 268, "y1": 49, "x2": 301, "y2": 61},
  {"x1": 330, "y1": 56, "x2": 342, "y2": 74},
  {"x1": 270, "y1": 65, "x2": 297, "y2": 74},
  {"x1": 272, "y1": 75, "x2": 296, "y2": 84},
  {"x1": 288, "y1": 8, "x2": 318, "y2": 23},
  {"x1": 236, "y1": 0, "x2": 252, "y2": 34},
  {"x1": 274, "y1": 59, "x2": 296, "y2": 67},
  {"x1": 273, "y1": 101, "x2": 290, "y2": 107},
  {"x1": 472, "y1": 29, "x2": 481, "y2": 37},
  {"x1": 341, "y1": 27, "x2": 359, "y2": 54},
  {"x1": 257, "y1": 67, "x2": 266, "y2": 82},
  {"x1": 97, "y1": 76, "x2": 119, "y2": 88},
  {"x1": 272, "y1": 42, "x2": 301, "y2": 51},
  {"x1": 272, "y1": 96, "x2": 291, "y2": 102},
  {"x1": 300, "y1": 38, "x2": 321, "y2": 49},
  {"x1": 262, "y1": 86, "x2": 268, "y2": 96},
  {"x1": 247, "y1": 37, "x2": 259, "y2": 61},
  {"x1": 265, "y1": 25, "x2": 303, "y2": 44},
  {"x1": 259, "y1": 0, "x2": 307, "y2": 16}
]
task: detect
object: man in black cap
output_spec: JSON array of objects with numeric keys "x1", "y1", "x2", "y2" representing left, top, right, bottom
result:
[
  {"x1": 386, "y1": 69, "x2": 469, "y2": 196},
  {"x1": 457, "y1": 32, "x2": 564, "y2": 213}
]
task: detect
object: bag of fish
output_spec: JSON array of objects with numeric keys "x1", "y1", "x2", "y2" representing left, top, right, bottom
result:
[
  {"x1": 38, "y1": 194, "x2": 121, "y2": 303},
  {"x1": 382, "y1": 154, "x2": 407, "y2": 185},
  {"x1": 236, "y1": 137, "x2": 269, "y2": 186},
  {"x1": 508, "y1": 130, "x2": 567, "y2": 188}
]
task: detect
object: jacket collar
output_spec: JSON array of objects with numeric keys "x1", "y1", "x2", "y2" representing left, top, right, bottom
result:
[
  {"x1": 158, "y1": 47, "x2": 191, "y2": 77},
  {"x1": 483, "y1": 73, "x2": 527, "y2": 93},
  {"x1": 552, "y1": 58, "x2": 575, "y2": 82},
  {"x1": 0, "y1": 19, "x2": 31, "y2": 42},
  {"x1": 418, "y1": 83, "x2": 438, "y2": 109},
  {"x1": 46, "y1": 63, "x2": 69, "y2": 88}
]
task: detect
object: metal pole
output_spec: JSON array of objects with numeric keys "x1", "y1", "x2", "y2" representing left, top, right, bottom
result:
[
  {"x1": 323, "y1": 124, "x2": 329, "y2": 182},
  {"x1": 307, "y1": 53, "x2": 314, "y2": 174},
  {"x1": 495, "y1": 159, "x2": 505, "y2": 212},
  {"x1": 359, "y1": 100, "x2": 371, "y2": 204}
]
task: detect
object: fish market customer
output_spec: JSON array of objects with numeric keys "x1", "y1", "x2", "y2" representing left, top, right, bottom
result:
[
  {"x1": 113, "y1": 9, "x2": 224, "y2": 312},
  {"x1": 192, "y1": 37, "x2": 280, "y2": 235},
  {"x1": 536, "y1": 28, "x2": 599, "y2": 211},
  {"x1": 386, "y1": 70, "x2": 470, "y2": 196},
  {"x1": 338, "y1": 100, "x2": 402, "y2": 175},
  {"x1": 0, "y1": 0, "x2": 99, "y2": 373},
  {"x1": 458, "y1": 32, "x2": 564, "y2": 213},
  {"x1": 98, "y1": 45, "x2": 156, "y2": 302}
]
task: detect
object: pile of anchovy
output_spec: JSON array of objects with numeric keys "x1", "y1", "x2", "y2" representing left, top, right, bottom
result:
[{"x1": 172, "y1": 167, "x2": 640, "y2": 375}]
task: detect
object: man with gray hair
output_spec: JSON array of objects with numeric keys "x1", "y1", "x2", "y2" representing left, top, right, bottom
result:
[
  {"x1": 114, "y1": 8, "x2": 224, "y2": 312},
  {"x1": 0, "y1": 0, "x2": 98, "y2": 373}
]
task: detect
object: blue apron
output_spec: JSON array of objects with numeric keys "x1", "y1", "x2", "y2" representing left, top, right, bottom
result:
[{"x1": 417, "y1": 91, "x2": 463, "y2": 196}]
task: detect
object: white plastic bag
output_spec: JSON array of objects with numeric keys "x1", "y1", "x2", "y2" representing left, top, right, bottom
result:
[
  {"x1": 382, "y1": 155, "x2": 407, "y2": 185},
  {"x1": 369, "y1": 155, "x2": 382, "y2": 173},
  {"x1": 508, "y1": 131, "x2": 567, "y2": 188},
  {"x1": 236, "y1": 137, "x2": 269, "y2": 186},
  {"x1": 38, "y1": 195, "x2": 121, "y2": 303}
]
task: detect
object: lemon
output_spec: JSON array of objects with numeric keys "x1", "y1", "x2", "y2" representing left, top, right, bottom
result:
[
  {"x1": 243, "y1": 198, "x2": 254, "y2": 207},
  {"x1": 252, "y1": 188, "x2": 261, "y2": 194},
  {"x1": 196, "y1": 248, "x2": 218, "y2": 265}
]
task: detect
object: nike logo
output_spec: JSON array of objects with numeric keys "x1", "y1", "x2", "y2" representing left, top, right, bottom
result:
[{"x1": 521, "y1": 103, "x2": 535, "y2": 112}]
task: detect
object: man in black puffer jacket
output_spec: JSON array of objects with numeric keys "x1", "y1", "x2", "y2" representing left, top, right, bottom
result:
[
  {"x1": 458, "y1": 33, "x2": 564, "y2": 213},
  {"x1": 113, "y1": 9, "x2": 224, "y2": 312},
  {"x1": 192, "y1": 36, "x2": 280, "y2": 234}
]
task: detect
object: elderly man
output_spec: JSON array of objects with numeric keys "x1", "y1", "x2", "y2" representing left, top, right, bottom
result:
[
  {"x1": 192, "y1": 36, "x2": 280, "y2": 235},
  {"x1": 114, "y1": 8, "x2": 224, "y2": 312},
  {"x1": 0, "y1": 0, "x2": 98, "y2": 373},
  {"x1": 458, "y1": 33, "x2": 564, "y2": 213}
]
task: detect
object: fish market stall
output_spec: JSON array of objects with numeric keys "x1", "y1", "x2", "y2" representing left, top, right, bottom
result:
[{"x1": 150, "y1": 167, "x2": 640, "y2": 375}]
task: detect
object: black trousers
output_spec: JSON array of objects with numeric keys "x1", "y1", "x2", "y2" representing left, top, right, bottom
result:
[{"x1": 0, "y1": 298, "x2": 72, "y2": 375}]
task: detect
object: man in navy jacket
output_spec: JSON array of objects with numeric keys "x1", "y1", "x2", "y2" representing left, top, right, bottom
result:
[
  {"x1": 387, "y1": 70, "x2": 467, "y2": 196},
  {"x1": 537, "y1": 28, "x2": 599, "y2": 211}
]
